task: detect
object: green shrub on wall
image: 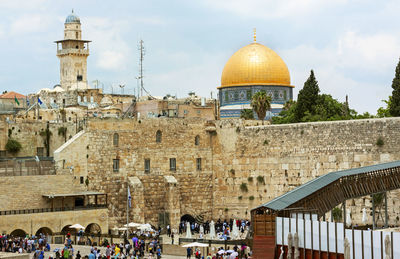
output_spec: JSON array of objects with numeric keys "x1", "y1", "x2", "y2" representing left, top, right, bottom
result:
[{"x1": 5, "y1": 139, "x2": 22, "y2": 154}]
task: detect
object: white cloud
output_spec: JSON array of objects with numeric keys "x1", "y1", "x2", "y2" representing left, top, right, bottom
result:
[
  {"x1": 10, "y1": 14, "x2": 52, "y2": 35},
  {"x1": 201, "y1": 0, "x2": 348, "y2": 19},
  {"x1": 97, "y1": 50, "x2": 126, "y2": 70},
  {"x1": 281, "y1": 31, "x2": 398, "y2": 113},
  {"x1": 337, "y1": 31, "x2": 400, "y2": 72},
  {"x1": 84, "y1": 17, "x2": 132, "y2": 71},
  {"x1": 0, "y1": 0, "x2": 48, "y2": 10}
]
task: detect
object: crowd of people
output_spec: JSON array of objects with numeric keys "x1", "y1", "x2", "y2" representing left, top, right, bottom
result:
[
  {"x1": 186, "y1": 244, "x2": 250, "y2": 259},
  {"x1": 178, "y1": 218, "x2": 250, "y2": 239},
  {"x1": 0, "y1": 233, "x2": 51, "y2": 254}
]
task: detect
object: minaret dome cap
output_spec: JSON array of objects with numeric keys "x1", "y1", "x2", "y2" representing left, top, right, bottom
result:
[{"x1": 65, "y1": 9, "x2": 80, "y2": 24}]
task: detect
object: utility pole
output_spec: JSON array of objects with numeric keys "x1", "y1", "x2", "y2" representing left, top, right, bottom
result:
[{"x1": 138, "y1": 40, "x2": 145, "y2": 97}]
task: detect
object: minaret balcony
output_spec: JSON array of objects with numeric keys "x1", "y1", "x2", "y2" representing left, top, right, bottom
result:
[{"x1": 57, "y1": 48, "x2": 89, "y2": 56}]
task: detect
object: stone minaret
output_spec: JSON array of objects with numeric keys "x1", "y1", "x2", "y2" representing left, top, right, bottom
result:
[{"x1": 55, "y1": 10, "x2": 90, "y2": 90}]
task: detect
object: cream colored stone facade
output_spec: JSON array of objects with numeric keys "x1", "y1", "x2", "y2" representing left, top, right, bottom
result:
[
  {"x1": 52, "y1": 117, "x2": 400, "y2": 231},
  {"x1": 0, "y1": 208, "x2": 108, "y2": 236}
]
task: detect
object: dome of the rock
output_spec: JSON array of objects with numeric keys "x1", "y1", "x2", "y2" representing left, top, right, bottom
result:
[
  {"x1": 218, "y1": 31, "x2": 294, "y2": 119},
  {"x1": 220, "y1": 43, "x2": 292, "y2": 88}
]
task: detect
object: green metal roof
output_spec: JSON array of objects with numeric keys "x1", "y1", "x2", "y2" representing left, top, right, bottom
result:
[{"x1": 253, "y1": 160, "x2": 400, "y2": 212}]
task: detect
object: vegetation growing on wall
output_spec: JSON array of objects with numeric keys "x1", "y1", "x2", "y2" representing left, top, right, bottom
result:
[{"x1": 5, "y1": 139, "x2": 22, "y2": 154}]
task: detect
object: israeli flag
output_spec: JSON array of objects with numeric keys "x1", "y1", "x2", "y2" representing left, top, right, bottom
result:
[
  {"x1": 128, "y1": 185, "x2": 132, "y2": 208},
  {"x1": 38, "y1": 98, "x2": 43, "y2": 105}
]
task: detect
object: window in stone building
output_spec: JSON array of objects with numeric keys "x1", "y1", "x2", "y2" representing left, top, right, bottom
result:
[
  {"x1": 113, "y1": 133, "x2": 119, "y2": 147},
  {"x1": 170, "y1": 158, "x2": 176, "y2": 171},
  {"x1": 76, "y1": 32, "x2": 78, "y2": 39},
  {"x1": 195, "y1": 135, "x2": 200, "y2": 146},
  {"x1": 156, "y1": 130, "x2": 162, "y2": 143},
  {"x1": 113, "y1": 159, "x2": 120, "y2": 172},
  {"x1": 196, "y1": 158, "x2": 202, "y2": 171},
  {"x1": 80, "y1": 176, "x2": 84, "y2": 184},
  {"x1": 145, "y1": 159, "x2": 150, "y2": 173},
  {"x1": 37, "y1": 147, "x2": 44, "y2": 157}
]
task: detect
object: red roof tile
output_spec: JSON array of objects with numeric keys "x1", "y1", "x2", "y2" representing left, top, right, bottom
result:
[{"x1": 0, "y1": 91, "x2": 26, "y2": 99}]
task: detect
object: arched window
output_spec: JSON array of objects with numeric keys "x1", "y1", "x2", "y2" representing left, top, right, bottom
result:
[
  {"x1": 76, "y1": 32, "x2": 79, "y2": 39},
  {"x1": 195, "y1": 135, "x2": 200, "y2": 146},
  {"x1": 113, "y1": 133, "x2": 119, "y2": 146},
  {"x1": 156, "y1": 130, "x2": 162, "y2": 143}
]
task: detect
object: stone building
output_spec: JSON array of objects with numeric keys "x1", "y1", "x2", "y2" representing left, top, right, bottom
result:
[
  {"x1": 136, "y1": 92, "x2": 217, "y2": 120},
  {"x1": 218, "y1": 30, "x2": 294, "y2": 119}
]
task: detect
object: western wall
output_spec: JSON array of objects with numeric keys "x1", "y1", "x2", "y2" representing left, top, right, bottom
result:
[{"x1": 53, "y1": 116, "x2": 400, "y2": 229}]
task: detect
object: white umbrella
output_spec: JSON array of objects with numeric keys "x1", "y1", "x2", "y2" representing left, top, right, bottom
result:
[
  {"x1": 70, "y1": 224, "x2": 85, "y2": 230},
  {"x1": 124, "y1": 222, "x2": 142, "y2": 228},
  {"x1": 182, "y1": 242, "x2": 208, "y2": 247},
  {"x1": 186, "y1": 222, "x2": 192, "y2": 238},
  {"x1": 346, "y1": 210, "x2": 352, "y2": 227},
  {"x1": 137, "y1": 224, "x2": 153, "y2": 231},
  {"x1": 362, "y1": 208, "x2": 368, "y2": 225},
  {"x1": 209, "y1": 221, "x2": 216, "y2": 239},
  {"x1": 217, "y1": 250, "x2": 225, "y2": 255}
]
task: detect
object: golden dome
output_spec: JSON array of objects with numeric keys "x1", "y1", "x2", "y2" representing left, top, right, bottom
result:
[{"x1": 220, "y1": 42, "x2": 293, "y2": 88}]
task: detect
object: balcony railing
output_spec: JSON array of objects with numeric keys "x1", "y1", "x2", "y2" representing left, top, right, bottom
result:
[
  {"x1": 0, "y1": 204, "x2": 107, "y2": 216},
  {"x1": 0, "y1": 159, "x2": 55, "y2": 177},
  {"x1": 57, "y1": 49, "x2": 89, "y2": 56}
]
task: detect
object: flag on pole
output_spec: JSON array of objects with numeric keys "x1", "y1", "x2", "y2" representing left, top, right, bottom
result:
[
  {"x1": 38, "y1": 97, "x2": 43, "y2": 105},
  {"x1": 26, "y1": 97, "x2": 30, "y2": 107},
  {"x1": 128, "y1": 185, "x2": 132, "y2": 208},
  {"x1": 14, "y1": 96, "x2": 20, "y2": 105}
]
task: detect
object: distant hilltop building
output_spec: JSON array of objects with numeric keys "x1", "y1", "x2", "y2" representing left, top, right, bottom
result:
[
  {"x1": 55, "y1": 10, "x2": 91, "y2": 91},
  {"x1": 218, "y1": 30, "x2": 294, "y2": 119}
]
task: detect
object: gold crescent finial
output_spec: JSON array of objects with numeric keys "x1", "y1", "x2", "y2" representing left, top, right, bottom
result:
[{"x1": 253, "y1": 28, "x2": 256, "y2": 43}]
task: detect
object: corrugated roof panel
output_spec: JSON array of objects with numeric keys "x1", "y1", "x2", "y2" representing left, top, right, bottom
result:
[{"x1": 254, "y1": 160, "x2": 400, "y2": 211}]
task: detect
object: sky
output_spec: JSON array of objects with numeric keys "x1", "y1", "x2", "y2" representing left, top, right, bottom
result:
[{"x1": 1, "y1": 0, "x2": 400, "y2": 114}]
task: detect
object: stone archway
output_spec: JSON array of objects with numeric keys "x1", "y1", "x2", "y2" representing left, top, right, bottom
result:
[
  {"x1": 181, "y1": 214, "x2": 196, "y2": 223},
  {"x1": 35, "y1": 227, "x2": 53, "y2": 244},
  {"x1": 61, "y1": 225, "x2": 76, "y2": 235},
  {"x1": 85, "y1": 223, "x2": 101, "y2": 234},
  {"x1": 35, "y1": 227, "x2": 53, "y2": 236},
  {"x1": 10, "y1": 229, "x2": 27, "y2": 237}
]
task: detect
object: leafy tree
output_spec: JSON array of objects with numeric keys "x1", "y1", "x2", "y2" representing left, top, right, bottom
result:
[
  {"x1": 389, "y1": 58, "x2": 400, "y2": 116},
  {"x1": 272, "y1": 70, "x2": 373, "y2": 124},
  {"x1": 372, "y1": 193, "x2": 385, "y2": 225},
  {"x1": 377, "y1": 97, "x2": 392, "y2": 118},
  {"x1": 251, "y1": 90, "x2": 271, "y2": 124},
  {"x1": 295, "y1": 70, "x2": 320, "y2": 121},
  {"x1": 40, "y1": 122, "x2": 52, "y2": 157},
  {"x1": 5, "y1": 139, "x2": 22, "y2": 155},
  {"x1": 332, "y1": 207, "x2": 343, "y2": 222},
  {"x1": 240, "y1": 109, "x2": 254, "y2": 120},
  {"x1": 58, "y1": 127, "x2": 68, "y2": 143}
]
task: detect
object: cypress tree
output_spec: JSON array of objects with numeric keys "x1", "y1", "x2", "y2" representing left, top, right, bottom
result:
[
  {"x1": 389, "y1": 58, "x2": 400, "y2": 116},
  {"x1": 295, "y1": 70, "x2": 320, "y2": 121}
]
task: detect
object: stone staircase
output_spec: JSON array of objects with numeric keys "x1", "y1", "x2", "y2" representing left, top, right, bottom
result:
[{"x1": 252, "y1": 236, "x2": 276, "y2": 259}]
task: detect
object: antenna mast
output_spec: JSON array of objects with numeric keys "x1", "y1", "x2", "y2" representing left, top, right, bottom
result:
[{"x1": 138, "y1": 39, "x2": 145, "y2": 97}]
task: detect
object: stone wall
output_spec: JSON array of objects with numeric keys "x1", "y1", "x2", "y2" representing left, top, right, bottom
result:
[
  {"x1": 49, "y1": 117, "x2": 400, "y2": 230},
  {"x1": 0, "y1": 174, "x2": 85, "y2": 211},
  {"x1": 211, "y1": 118, "x2": 400, "y2": 225},
  {"x1": 83, "y1": 118, "x2": 214, "y2": 228},
  {"x1": 0, "y1": 121, "x2": 77, "y2": 157}
]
